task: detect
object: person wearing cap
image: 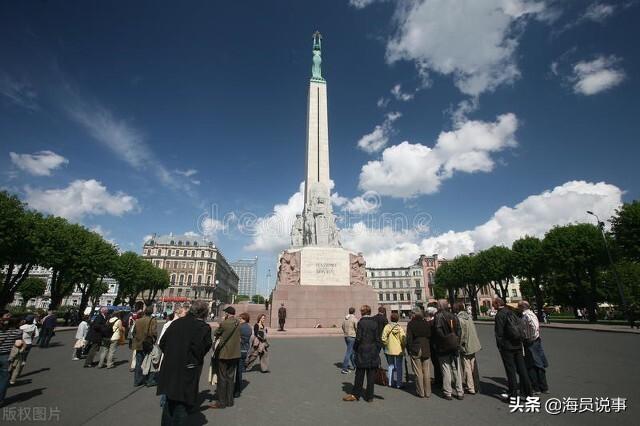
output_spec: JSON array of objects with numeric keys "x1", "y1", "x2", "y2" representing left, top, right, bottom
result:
[{"x1": 210, "y1": 306, "x2": 240, "y2": 409}]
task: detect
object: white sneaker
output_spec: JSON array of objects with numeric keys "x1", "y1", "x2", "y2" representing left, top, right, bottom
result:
[
  {"x1": 72, "y1": 357, "x2": 80, "y2": 361},
  {"x1": 500, "y1": 393, "x2": 509, "y2": 400}
]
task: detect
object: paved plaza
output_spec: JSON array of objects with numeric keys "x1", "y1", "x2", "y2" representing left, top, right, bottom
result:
[{"x1": 2, "y1": 324, "x2": 638, "y2": 426}]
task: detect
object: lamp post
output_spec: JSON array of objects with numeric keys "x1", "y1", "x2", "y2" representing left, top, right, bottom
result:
[{"x1": 586, "y1": 211, "x2": 632, "y2": 328}]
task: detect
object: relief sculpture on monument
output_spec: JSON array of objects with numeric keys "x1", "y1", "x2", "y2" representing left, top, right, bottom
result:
[
  {"x1": 349, "y1": 252, "x2": 366, "y2": 286},
  {"x1": 277, "y1": 250, "x2": 301, "y2": 286}
]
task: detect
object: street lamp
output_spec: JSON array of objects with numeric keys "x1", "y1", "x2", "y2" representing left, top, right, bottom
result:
[{"x1": 586, "y1": 211, "x2": 631, "y2": 327}]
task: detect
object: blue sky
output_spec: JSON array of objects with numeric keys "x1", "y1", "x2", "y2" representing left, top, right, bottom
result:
[{"x1": 2, "y1": 1, "x2": 639, "y2": 294}]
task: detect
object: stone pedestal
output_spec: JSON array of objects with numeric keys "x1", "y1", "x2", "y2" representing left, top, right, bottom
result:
[
  {"x1": 270, "y1": 246, "x2": 376, "y2": 328},
  {"x1": 270, "y1": 284, "x2": 378, "y2": 329}
]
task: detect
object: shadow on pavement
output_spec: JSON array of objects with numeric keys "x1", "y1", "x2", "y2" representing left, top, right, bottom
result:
[
  {"x1": 3, "y1": 387, "x2": 46, "y2": 405},
  {"x1": 19, "y1": 367, "x2": 51, "y2": 378},
  {"x1": 480, "y1": 377, "x2": 508, "y2": 401}
]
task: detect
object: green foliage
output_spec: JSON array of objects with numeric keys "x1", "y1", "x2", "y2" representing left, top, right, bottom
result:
[
  {"x1": 251, "y1": 294, "x2": 266, "y2": 304},
  {"x1": 475, "y1": 246, "x2": 516, "y2": 300},
  {"x1": 512, "y1": 236, "x2": 547, "y2": 314},
  {"x1": 236, "y1": 295, "x2": 250, "y2": 302},
  {"x1": 611, "y1": 201, "x2": 640, "y2": 262},
  {"x1": 18, "y1": 277, "x2": 47, "y2": 306},
  {"x1": 601, "y1": 261, "x2": 640, "y2": 308}
]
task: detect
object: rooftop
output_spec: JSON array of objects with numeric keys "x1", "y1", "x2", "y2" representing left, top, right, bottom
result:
[{"x1": 144, "y1": 233, "x2": 214, "y2": 248}]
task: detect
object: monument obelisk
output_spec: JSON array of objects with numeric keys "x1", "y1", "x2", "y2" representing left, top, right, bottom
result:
[{"x1": 270, "y1": 32, "x2": 377, "y2": 328}]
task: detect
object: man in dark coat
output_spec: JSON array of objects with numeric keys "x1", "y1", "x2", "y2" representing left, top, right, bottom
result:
[
  {"x1": 373, "y1": 306, "x2": 388, "y2": 338},
  {"x1": 39, "y1": 309, "x2": 57, "y2": 348},
  {"x1": 158, "y1": 300, "x2": 212, "y2": 426},
  {"x1": 434, "y1": 299, "x2": 464, "y2": 400},
  {"x1": 84, "y1": 307, "x2": 108, "y2": 368},
  {"x1": 343, "y1": 305, "x2": 381, "y2": 403},
  {"x1": 278, "y1": 304, "x2": 287, "y2": 331},
  {"x1": 493, "y1": 297, "x2": 532, "y2": 400},
  {"x1": 406, "y1": 307, "x2": 432, "y2": 398},
  {"x1": 209, "y1": 306, "x2": 240, "y2": 409}
]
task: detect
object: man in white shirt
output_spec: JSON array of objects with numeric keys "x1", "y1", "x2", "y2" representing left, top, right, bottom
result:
[{"x1": 518, "y1": 301, "x2": 549, "y2": 394}]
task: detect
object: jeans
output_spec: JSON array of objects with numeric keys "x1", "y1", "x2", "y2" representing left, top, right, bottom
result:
[
  {"x1": 385, "y1": 354, "x2": 403, "y2": 388},
  {"x1": 134, "y1": 350, "x2": 156, "y2": 386},
  {"x1": 500, "y1": 349, "x2": 532, "y2": 397},
  {"x1": 0, "y1": 354, "x2": 10, "y2": 403},
  {"x1": 234, "y1": 352, "x2": 248, "y2": 395},
  {"x1": 161, "y1": 398, "x2": 191, "y2": 426},
  {"x1": 342, "y1": 337, "x2": 355, "y2": 370}
]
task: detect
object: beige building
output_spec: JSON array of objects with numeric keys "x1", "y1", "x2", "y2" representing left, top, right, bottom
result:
[{"x1": 142, "y1": 234, "x2": 239, "y2": 311}]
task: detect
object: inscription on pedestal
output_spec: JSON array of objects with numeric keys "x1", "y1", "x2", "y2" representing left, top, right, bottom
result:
[{"x1": 300, "y1": 247, "x2": 349, "y2": 286}]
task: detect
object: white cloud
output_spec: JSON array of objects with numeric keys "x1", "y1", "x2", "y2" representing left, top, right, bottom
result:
[
  {"x1": 25, "y1": 179, "x2": 138, "y2": 221},
  {"x1": 359, "y1": 113, "x2": 518, "y2": 198},
  {"x1": 184, "y1": 231, "x2": 200, "y2": 238},
  {"x1": 201, "y1": 218, "x2": 226, "y2": 238},
  {"x1": 582, "y1": 3, "x2": 616, "y2": 23},
  {"x1": 571, "y1": 55, "x2": 625, "y2": 95},
  {"x1": 390, "y1": 84, "x2": 414, "y2": 101},
  {"x1": 376, "y1": 97, "x2": 390, "y2": 108},
  {"x1": 349, "y1": 0, "x2": 378, "y2": 9},
  {"x1": 345, "y1": 180, "x2": 623, "y2": 267},
  {"x1": 142, "y1": 234, "x2": 153, "y2": 244},
  {"x1": 9, "y1": 150, "x2": 68, "y2": 176},
  {"x1": 341, "y1": 191, "x2": 382, "y2": 214},
  {"x1": 385, "y1": 0, "x2": 548, "y2": 96},
  {"x1": 0, "y1": 72, "x2": 38, "y2": 111},
  {"x1": 357, "y1": 111, "x2": 402, "y2": 154}
]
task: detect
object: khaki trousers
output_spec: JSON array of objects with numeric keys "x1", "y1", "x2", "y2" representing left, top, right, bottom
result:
[
  {"x1": 410, "y1": 355, "x2": 431, "y2": 398},
  {"x1": 440, "y1": 354, "x2": 463, "y2": 397},
  {"x1": 461, "y1": 354, "x2": 476, "y2": 393}
]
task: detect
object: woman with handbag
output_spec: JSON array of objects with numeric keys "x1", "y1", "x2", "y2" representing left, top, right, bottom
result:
[{"x1": 245, "y1": 314, "x2": 269, "y2": 373}]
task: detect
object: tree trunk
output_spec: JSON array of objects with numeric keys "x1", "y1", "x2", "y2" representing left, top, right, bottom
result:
[
  {"x1": 586, "y1": 270, "x2": 599, "y2": 323},
  {"x1": 533, "y1": 276, "x2": 545, "y2": 320},
  {"x1": 467, "y1": 284, "x2": 479, "y2": 320},
  {"x1": 0, "y1": 263, "x2": 31, "y2": 310},
  {"x1": 77, "y1": 284, "x2": 91, "y2": 321}
]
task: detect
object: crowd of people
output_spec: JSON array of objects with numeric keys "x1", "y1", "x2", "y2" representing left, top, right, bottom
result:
[{"x1": 341, "y1": 298, "x2": 549, "y2": 403}]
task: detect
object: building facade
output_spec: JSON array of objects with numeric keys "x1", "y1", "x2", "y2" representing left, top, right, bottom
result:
[
  {"x1": 230, "y1": 257, "x2": 258, "y2": 297},
  {"x1": 142, "y1": 234, "x2": 239, "y2": 310}
]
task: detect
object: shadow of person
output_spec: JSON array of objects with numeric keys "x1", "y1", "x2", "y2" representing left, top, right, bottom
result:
[
  {"x1": 113, "y1": 360, "x2": 128, "y2": 367},
  {"x1": 3, "y1": 387, "x2": 46, "y2": 405},
  {"x1": 341, "y1": 381, "x2": 353, "y2": 394},
  {"x1": 19, "y1": 368, "x2": 50, "y2": 378},
  {"x1": 479, "y1": 379, "x2": 508, "y2": 400},
  {"x1": 10, "y1": 379, "x2": 32, "y2": 387}
]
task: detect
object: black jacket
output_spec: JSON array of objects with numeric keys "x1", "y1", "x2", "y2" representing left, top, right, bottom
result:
[
  {"x1": 157, "y1": 314, "x2": 213, "y2": 406},
  {"x1": 373, "y1": 313, "x2": 388, "y2": 338},
  {"x1": 86, "y1": 314, "x2": 107, "y2": 343},
  {"x1": 406, "y1": 317, "x2": 431, "y2": 359},
  {"x1": 494, "y1": 307, "x2": 522, "y2": 351},
  {"x1": 434, "y1": 311, "x2": 461, "y2": 355},
  {"x1": 353, "y1": 316, "x2": 382, "y2": 369}
]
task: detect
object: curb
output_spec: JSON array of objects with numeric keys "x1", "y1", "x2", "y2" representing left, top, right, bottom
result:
[{"x1": 474, "y1": 320, "x2": 640, "y2": 335}]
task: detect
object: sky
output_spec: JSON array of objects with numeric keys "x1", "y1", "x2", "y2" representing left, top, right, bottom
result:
[{"x1": 2, "y1": 0, "x2": 639, "y2": 295}]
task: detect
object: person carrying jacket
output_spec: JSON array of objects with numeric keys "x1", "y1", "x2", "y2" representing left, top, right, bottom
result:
[
  {"x1": 381, "y1": 312, "x2": 406, "y2": 389},
  {"x1": 454, "y1": 303, "x2": 482, "y2": 395},
  {"x1": 434, "y1": 299, "x2": 463, "y2": 400}
]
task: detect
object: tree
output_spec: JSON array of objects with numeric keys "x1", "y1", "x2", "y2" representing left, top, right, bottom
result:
[
  {"x1": 543, "y1": 224, "x2": 607, "y2": 322},
  {"x1": 89, "y1": 278, "x2": 110, "y2": 312},
  {"x1": 0, "y1": 192, "x2": 43, "y2": 309},
  {"x1": 236, "y1": 295, "x2": 250, "y2": 303},
  {"x1": 113, "y1": 252, "x2": 146, "y2": 307},
  {"x1": 18, "y1": 277, "x2": 46, "y2": 307},
  {"x1": 601, "y1": 261, "x2": 640, "y2": 311},
  {"x1": 611, "y1": 200, "x2": 640, "y2": 262},
  {"x1": 476, "y1": 246, "x2": 516, "y2": 301},
  {"x1": 251, "y1": 294, "x2": 265, "y2": 304},
  {"x1": 512, "y1": 236, "x2": 547, "y2": 318},
  {"x1": 435, "y1": 255, "x2": 484, "y2": 320},
  {"x1": 141, "y1": 264, "x2": 170, "y2": 306}
]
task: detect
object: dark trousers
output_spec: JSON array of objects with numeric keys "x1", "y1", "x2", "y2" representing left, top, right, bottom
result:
[
  {"x1": 134, "y1": 350, "x2": 156, "y2": 386},
  {"x1": 524, "y1": 345, "x2": 548, "y2": 392},
  {"x1": 217, "y1": 359, "x2": 237, "y2": 407},
  {"x1": 352, "y1": 367, "x2": 375, "y2": 401},
  {"x1": 84, "y1": 342, "x2": 100, "y2": 366},
  {"x1": 161, "y1": 399, "x2": 191, "y2": 426},
  {"x1": 39, "y1": 327, "x2": 54, "y2": 348},
  {"x1": 234, "y1": 352, "x2": 248, "y2": 395},
  {"x1": 431, "y1": 348, "x2": 442, "y2": 387},
  {"x1": 500, "y1": 349, "x2": 532, "y2": 397},
  {"x1": 278, "y1": 318, "x2": 285, "y2": 330}
]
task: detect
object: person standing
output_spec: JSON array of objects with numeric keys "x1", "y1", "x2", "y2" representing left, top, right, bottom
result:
[
  {"x1": 518, "y1": 301, "x2": 549, "y2": 394},
  {"x1": 277, "y1": 304, "x2": 287, "y2": 331},
  {"x1": 406, "y1": 307, "x2": 432, "y2": 398},
  {"x1": 343, "y1": 305, "x2": 381, "y2": 403},
  {"x1": 1, "y1": 310, "x2": 23, "y2": 404},
  {"x1": 84, "y1": 308, "x2": 109, "y2": 368},
  {"x1": 374, "y1": 306, "x2": 388, "y2": 339},
  {"x1": 434, "y1": 299, "x2": 464, "y2": 400},
  {"x1": 38, "y1": 309, "x2": 57, "y2": 348},
  {"x1": 158, "y1": 312, "x2": 176, "y2": 345},
  {"x1": 454, "y1": 303, "x2": 481, "y2": 395},
  {"x1": 209, "y1": 307, "x2": 240, "y2": 409},
  {"x1": 234, "y1": 312, "x2": 252, "y2": 398},
  {"x1": 132, "y1": 307, "x2": 158, "y2": 386},
  {"x1": 98, "y1": 311, "x2": 123, "y2": 369},
  {"x1": 425, "y1": 305, "x2": 442, "y2": 389},
  {"x1": 341, "y1": 307, "x2": 358, "y2": 374},
  {"x1": 493, "y1": 297, "x2": 532, "y2": 401},
  {"x1": 381, "y1": 312, "x2": 406, "y2": 388},
  {"x1": 245, "y1": 314, "x2": 269, "y2": 373},
  {"x1": 73, "y1": 315, "x2": 89, "y2": 360},
  {"x1": 157, "y1": 300, "x2": 212, "y2": 425}
]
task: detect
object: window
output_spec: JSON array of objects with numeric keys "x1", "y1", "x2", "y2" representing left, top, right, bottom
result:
[
  {"x1": 169, "y1": 288, "x2": 174, "y2": 296},
  {"x1": 392, "y1": 281, "x2": 396, "y2": 289},
  {"x1": 378, "y1": 294, "x2": 383, "y2": 301},
  {"x1": 178, "y1": 241, "x2": 183, "y2": 246},
  {"x1": 391, "y1": 271, "x2": 395, "y2": 277},
  {"x1": 197, "y1": 275, "x2": 202, "y2": 284},
  {"x1": 170, "y1": 274, "x2": 176, "y2": 284},
  {"x1": 416, "y1": 290, "x2": 422, "y2": 300},
  {"x1": 371, "y1": 271, "x2": 375, "y2": 277},
  {"x1": 512, "y1": 289, "x2": 517, "y2": 297},
  {"x1": 404, "y1": 271, "x2": 409, "y2": 276},
  {"x1": 187, "y1": 275, "x2": 192, "y2": 285},
  {"x1": 179, "y1": 274, "x2": 184, "y2": 284},
  {"x1": 393, "y1": 293, "x2": 398, "y2": 301},
  {"x1": 385, "y1": 293, "x2": 390, "y2": 301},
  {"x1": 177, "y1": 288, "x2": 183, "y2": 296},
  {"x1": 415, "y1": 279, "x2": 420, "y2": 287},
  {"x1": 400, "y1": 293, "x2": 405, "y2": 301},
  {"x1": 201, "y1": 251, "x2": 205, "y2": 257},
  {"x1": 207, "y1": 276, "x2": 211, "y2": 284},
  {"x1": 185, "y1": 289, "x2": 191, "y2": 297}
]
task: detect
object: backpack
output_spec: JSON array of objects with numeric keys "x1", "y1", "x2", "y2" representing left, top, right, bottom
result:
[
  {"x1": 504, "y1": 311, "x2": 526, "y2": 342},
  {"x1": 102, "y1": 319, "x2": 115, "y2": 339}
]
